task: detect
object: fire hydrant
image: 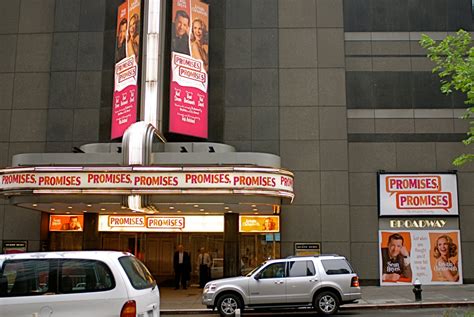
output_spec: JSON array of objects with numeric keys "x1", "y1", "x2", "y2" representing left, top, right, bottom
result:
[{"x1": 412, "y1": 278, "x2": 422, "y2": 302}]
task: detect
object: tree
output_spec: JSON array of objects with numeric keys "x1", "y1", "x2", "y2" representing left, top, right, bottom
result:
[{"x1": 420, "y1": 30, "x2": 474, "y2": 166}]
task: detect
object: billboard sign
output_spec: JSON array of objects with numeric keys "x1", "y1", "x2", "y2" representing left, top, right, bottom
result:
[
  {"x1": 379, "y1": 173, "x2": 459, "y2": 216},
  {"x1": 169, "y1": 0, "x2": 209, "y2": 138},
  {"x1": 379, "y1": 230, "x2": 462, "y2": 285},
  {"x1": 111, "y1": 0, "x2": 141, "y2": 139}
]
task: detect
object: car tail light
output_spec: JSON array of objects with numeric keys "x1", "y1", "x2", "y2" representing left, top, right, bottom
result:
[
  {"x1": 120, "y1": 300, "x2": 136, "y2": 317},
  {"x1": 351, "y1": 276, "x2": 360, "y2": 287}
]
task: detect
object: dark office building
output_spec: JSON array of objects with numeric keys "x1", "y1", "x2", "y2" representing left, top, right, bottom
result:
[{"x1": 0, "y1": 0, "x2": 472, "y2": 284}]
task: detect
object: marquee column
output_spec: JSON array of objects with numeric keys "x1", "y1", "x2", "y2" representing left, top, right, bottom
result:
[
  {"x1": 83, "y1": 213, "x2": 100, "y2": 250},
  {"x1": 224, "y1": 213, "x2": 239, "y2": 277}
]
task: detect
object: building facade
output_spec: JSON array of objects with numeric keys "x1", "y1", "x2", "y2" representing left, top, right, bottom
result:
[{"x1": 0, "y1": 0, "x2": 473, "y2": 284}]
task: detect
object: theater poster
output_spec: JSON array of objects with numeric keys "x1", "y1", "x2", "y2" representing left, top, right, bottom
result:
[
  {"x1": 49, "y1": 215, "x2": 84, "y2": 232},
  {"x1": 379, "y1": 230, "x2": 462, "y2": 286},
  {"x1": 239, "y1": 216, "x2": 280, "y2": 233},
  {"x1": 169, "y1": 0, "x2": 209, "y2": 138},
  {"x1": 111, "y1": 0, "x2": 141, "y2": 139},
  {"x1": 378, "y1": 173, "x2": 459, "y2": 216}
]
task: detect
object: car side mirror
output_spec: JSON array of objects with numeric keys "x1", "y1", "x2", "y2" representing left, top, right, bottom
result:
[{"x1": 254, "y1": 273, "x2": 261, "y2": 280}]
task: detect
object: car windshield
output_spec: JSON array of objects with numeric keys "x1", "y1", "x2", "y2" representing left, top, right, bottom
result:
[
  {"x1": 245, "y1": 261, "x2": 266, "y2": 277},
  {"x1": 119, "y1": 256, "x2": 156, "y2": 290}
]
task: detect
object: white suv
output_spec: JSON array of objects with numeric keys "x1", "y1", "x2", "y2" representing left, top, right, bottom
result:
[
  {"x1": 202, "y1": 255, "x2": 361, "y2": 316},
  {"x1": 0, "y1": 251, "x2": 160, "y2": 317}
]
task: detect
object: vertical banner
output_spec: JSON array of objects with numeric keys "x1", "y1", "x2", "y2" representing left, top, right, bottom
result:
[
  {"x1": 111, "y1": 0, "x2": 141, "y2": 139},
  {"x1": 169, "y1": 0, "x2": 209, "y2": 138},
  {"x1": 379, "y1": 230, "x2": 462, "y2": 285}
]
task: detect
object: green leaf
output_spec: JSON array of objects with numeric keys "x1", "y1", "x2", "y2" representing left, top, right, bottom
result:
[{"x1": 420, "y1": 30, "x2": 473, "y2": 166}]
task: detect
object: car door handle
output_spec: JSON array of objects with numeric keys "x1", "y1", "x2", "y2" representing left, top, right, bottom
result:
[
  {"x1": 309, "y1": 279, "x2": 318, "y2": 282},
  {"x1": 274, "y1": 281, "x2": 284, "y2": 285}
]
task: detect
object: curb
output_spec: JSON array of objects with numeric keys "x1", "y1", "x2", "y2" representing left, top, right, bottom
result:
[
  {"x1": 341, "y1": 301, "x2": 474, "y2": 310},
  {"x1": 161, "y1": 309, "x2": 211, "y2": 315},
  {"x1": 161, "y1": 301, "x2": 474, "y2": 315}
]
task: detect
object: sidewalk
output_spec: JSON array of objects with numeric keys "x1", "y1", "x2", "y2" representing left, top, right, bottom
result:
[{"x1": 160, "y1": 284, "x2": 474, "y2": 314}]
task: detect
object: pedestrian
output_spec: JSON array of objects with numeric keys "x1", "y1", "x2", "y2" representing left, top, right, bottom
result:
[
  {"x1": 197, "y1": 247, "x2": 211, "y2": 288},
  {"x1": 173, "y1": 244, "x2": 191, "y2": 289}
]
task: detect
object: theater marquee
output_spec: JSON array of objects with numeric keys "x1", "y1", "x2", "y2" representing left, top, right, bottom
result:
[
  {"x1": 378, "y1": 172, "x2": 458, "y2": 216},
  {"x1": 0, "y1": 166, "x2": 294, "y2": 201}
]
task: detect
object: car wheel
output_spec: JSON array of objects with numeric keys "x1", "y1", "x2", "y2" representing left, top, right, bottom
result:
[
  {"x1": 216, "y1": 293, "x2": 242, "y2": 317},
  {"x1": 314, "y1": 291, "x2": 339, "y2": 315}
]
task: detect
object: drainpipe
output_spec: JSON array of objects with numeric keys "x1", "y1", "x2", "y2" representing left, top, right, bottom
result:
[
  {"x1": 121, "y1": 0, "x2": 167, "y2": 212},
  {"x1": 141, "y1": 0, "x2": 167, "y2": 131},
  {"x1": 122, "y1": 121, "x2": 159, "y2": 211}
]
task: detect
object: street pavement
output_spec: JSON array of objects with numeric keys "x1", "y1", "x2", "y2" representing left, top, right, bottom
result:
[
  {"x1": 163, "y1": 307, "x2": 474, "y2": 317},
  {"x1": 160, "y1": 284, "x2": 474, "y2": 314}
]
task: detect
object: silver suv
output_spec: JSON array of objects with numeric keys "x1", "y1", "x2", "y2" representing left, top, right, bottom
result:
[{"x1": 202, "y1": 255, "x2": 361, "y2": 316}]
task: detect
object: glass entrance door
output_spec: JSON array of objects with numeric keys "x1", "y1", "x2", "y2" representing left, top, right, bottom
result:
[
  {"x1": 100, "y1": 232, "x2": 225, "y2": 284},
  {"x1": 179, "y1": 233, "x2": 224, "y2": 284},
  {"x1": 101, "y1": 233, "x2": 145, "y2": 260},
  {"x1": 119, "y1": 233, "x2": 145, "y2": 260},
  {"x1": 144, "y1": 233, "x2": 175, "y2": 284},
  {"x1": 240, "y1": 234, "x2": 280, "y2": 274}
]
